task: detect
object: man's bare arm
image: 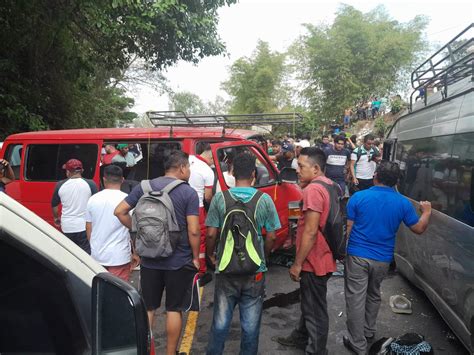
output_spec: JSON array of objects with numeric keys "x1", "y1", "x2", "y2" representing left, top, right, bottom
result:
[
  {"x1": 264, "y1": 231, "x2": 276, "y2": 258},
  {"x1": 52, "y1": 206, "x2": 60, "y2": 227},
  {"x1": 86, "y1": 222, "x2": 92, "y2": 241},
  {"x1": 294, "y1": 210, "x2": 320, "y2": 267},
  {"x1": 114, "y1": 200, "x2": 132, "y2": 229},
  {"x1": 186, "y1": 215, "x2": 201, "y2": 269},
  {"x1": 206, "y1": 227, "x2": 218, "y2": 265},
  {"x1": 204, "y1": 187, "x2": 213, "y2": 204},
  {"x1": 409, "y1": 201, "x2": 432, "y2": 235}
]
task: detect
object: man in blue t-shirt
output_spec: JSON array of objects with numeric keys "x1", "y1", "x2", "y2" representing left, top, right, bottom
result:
[
  {"x1": 343, "y1": 161, "x2": 432, "y2": 355},
  {"x1": 324, "y1": 134, "x2": 351, "y2": 194},
  {"x1": 114, "y1": 150, "x2": 200, "y2": 355},
  {"x1": 205, "y1": 152, "x2": 281, "y2": 355}
]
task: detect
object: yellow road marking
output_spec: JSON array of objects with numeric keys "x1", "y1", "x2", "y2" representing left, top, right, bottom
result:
[{"x1": 179, "y1": 286, "x2": 204, "y2": 354}]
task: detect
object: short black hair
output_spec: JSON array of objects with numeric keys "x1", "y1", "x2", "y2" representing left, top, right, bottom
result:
[
  {"x1": 364, "y1": 134, "x2": 375, "y2": 143},
  {"x1": 104, "y1": 164, "x2": 123, "y2": 183},
  {"x1": 232, "y1": 152, "x2": 256, "y2": 180},
  {"x1": 271, "y1": 139, "x2": 282, "y2": 146},
  {"x1": 376, "y1": 161, "x2": 400, "y2": 187},
  {"x1": 196, "y1": 142, "x2": 211, "y2": 155},
  {"x1": 302, "y1": 133, "x2": 311, "y2": 140},
  {"x1": 322, "y1": 135, "x2": 329, "y2": 139},
  {"x1": 335, "y1": 135, "x2": 345, "y2": 144},
  {"x1": 164, "y1": 150, "x2": 189, "y2": 171},
  {"x1": 300, "y1": 147, "x2": 326, "y2": 171},
  {"x1": 350, "y1": 134, "x2": 357, "y2": 144}
]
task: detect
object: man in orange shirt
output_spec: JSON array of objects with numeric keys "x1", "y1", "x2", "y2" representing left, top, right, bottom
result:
[{"x1": 278, "y1": 147, "x2": 336, "y2": 355}]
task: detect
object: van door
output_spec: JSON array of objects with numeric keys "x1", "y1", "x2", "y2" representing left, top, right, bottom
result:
[{"x1": 210, "y1": 141, "x2": 302, "y2": 250}]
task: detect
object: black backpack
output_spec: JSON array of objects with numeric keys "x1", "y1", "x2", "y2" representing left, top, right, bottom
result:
[
  {"x1": 312, "y1": 180, "x2": 347, "y2": 260},
  {"x1": 216, "y1": 190, "x2": 264, "y2": 275}
]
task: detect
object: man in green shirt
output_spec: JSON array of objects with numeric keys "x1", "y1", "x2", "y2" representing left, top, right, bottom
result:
[{"x1": 205, "y1": 152, "x2": 281, "y2": 355}]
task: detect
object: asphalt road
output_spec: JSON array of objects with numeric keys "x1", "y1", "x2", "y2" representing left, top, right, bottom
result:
[{"x1": 130, "y1": 264, "x2": 468, "y2": 354}]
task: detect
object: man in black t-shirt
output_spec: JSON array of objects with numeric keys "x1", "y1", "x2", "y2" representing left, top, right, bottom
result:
[
  {"x1": 323, "y1": 135, "x2": 351, "y2": 194},
  {"x1": 277, "y1": 142, "x2": 296, "y2": 171}
]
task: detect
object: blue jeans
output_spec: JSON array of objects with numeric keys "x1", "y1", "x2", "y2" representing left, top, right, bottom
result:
[{"x1": 206, "y1": 273, "x2": 265, "y2": 355}]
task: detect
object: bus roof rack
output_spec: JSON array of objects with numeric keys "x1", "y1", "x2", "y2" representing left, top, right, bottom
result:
[
  {"x1": 409, "y1": 23, "x2": 473, "y2": 112},
  {"x1": 145, "y1": 111, "x2": 304, "y2": 135}
]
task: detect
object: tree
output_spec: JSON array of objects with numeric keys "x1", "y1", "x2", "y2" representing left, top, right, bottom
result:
[
  {"x1": 0, "y1": 0, "x2": 236, "y2": 139},
  {"x1": 291, "y1": 5, "x2": 428, "y2": 129},
  {"x1": 169, "y1": 91, "x2": 206, "y2": 115},
  {"x1": 222, "y1": 40, "x2": 287, "y2": 113}
]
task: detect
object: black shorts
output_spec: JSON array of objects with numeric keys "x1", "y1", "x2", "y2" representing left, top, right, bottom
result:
[{"x1": 140, "y1": 264, "x2": 200, "y2": 312}]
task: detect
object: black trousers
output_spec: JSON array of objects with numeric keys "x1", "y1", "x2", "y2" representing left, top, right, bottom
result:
[
  {"x1": 357, "y1": 178, "x2": 374, "y2": 191},
  {"x1": 64, "y1": 231, "x2": 91, "y2": 254},
  {"x1": 294, "y1": 272, "x2": 331, "y2": 355}
]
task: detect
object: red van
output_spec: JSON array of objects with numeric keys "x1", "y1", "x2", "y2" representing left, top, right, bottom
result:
[{"x1": 1, "y1": 119, "x2": 302, "y2": 250}]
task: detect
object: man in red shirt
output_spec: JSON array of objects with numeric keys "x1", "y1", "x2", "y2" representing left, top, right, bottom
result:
[{"x1": 280, "y1": 147, "x2": 336, "y2": 355}]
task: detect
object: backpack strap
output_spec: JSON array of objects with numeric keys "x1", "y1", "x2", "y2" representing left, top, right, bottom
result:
[
  {"x1": 312, "y1": 179, "x2": 342, "y2": 197},
  {"x1": 246, "y1": 190, "x2": 264, "y2": 218},
  {"x1": 161, "y1": 178, "x2": 185, "y2": 194},
  {"x1": 140, "y1": 180, "x2": 153, "y2": 194}
]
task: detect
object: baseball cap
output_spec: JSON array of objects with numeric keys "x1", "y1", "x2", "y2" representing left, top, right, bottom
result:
[
  {"x1": 281, "y1": 141, "x2": 295, "y2": 152},
  {"x1": 62, "y1": 159, "x2": 83, "y2": 171},
  {"x1": 117, "y1": 143, "x2": 129, "y2": 149},
  {"x1": 295, "y1": 140, "x2": 310, "y2": 148}
]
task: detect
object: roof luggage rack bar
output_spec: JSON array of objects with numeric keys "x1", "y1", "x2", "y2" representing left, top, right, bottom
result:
[
  {"x1": 145, "y1": 111, "x2": 304, "y2": 135},
  {"x1": 409, "y1": 23, "x2": 473, "y2": 112}
]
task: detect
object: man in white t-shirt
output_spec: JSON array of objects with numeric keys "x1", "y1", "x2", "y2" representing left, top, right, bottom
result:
[
  {"x1": 51, "y1": 159, "x2": 98, "y2": 254},
  {"x1": 350, "y1": 134, "x2": 380, "y2": 192},
  {"x1": 189, "y1": 143, "x2": 215, "y2": 277},
  {"x1": 86, "y1": 165, "x2": 134, "y2": 281}
]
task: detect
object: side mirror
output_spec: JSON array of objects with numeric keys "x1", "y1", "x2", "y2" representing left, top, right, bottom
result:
[
  {"x1": 92, "y1": 272, "x2": 150, "y2": 355},
  {"x1": 279, "y1": 167, "x2": 298, "y2": 183}
]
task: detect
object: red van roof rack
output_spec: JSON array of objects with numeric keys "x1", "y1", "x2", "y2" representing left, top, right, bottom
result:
[{"x1": 145, "y1": 111, "x2": 304, "y2": 136}]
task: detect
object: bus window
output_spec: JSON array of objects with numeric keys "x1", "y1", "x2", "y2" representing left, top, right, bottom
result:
[
  {"x1": 4, "y1": 144, "x2": 22, "y2": 180},
  {"x1": 25, "y1": 144, "x2": 98, "y2": 181},
  {"x1": 396, "y1": 134, "x2": 474, "y2": 226}
]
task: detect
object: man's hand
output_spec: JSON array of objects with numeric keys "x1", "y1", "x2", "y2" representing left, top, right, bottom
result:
[
  {"x1": 192, "y1": 258, "x2": 200, "y2": 270},
  {"x1": 130, "y1": 253, "x2": 140, "y2": 270},
  {"x1": 289, "y1": 263, "x2": 302, "y2": 282},
  {"x1": 352, "y1": 177, "x2": 359, "y2": 185},
  {"x1": 54, "y1": 217, "x2": 61, "y2": 228},
  {"x1": 419, "y1": 201, "x2": 432, "y2": 214}
]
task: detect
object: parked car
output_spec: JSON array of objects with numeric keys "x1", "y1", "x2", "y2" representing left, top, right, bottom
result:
[{"x1": 0, "y1": 192, "x2": 151, "y2": 354}]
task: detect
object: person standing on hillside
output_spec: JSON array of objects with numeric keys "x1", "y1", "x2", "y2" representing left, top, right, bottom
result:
[
  {"x1": 51, "y1": 159, "x2": 97, "y2": 254},
  {"x1": 343, "y1": 161, "x2": 432, "y2": 354}
]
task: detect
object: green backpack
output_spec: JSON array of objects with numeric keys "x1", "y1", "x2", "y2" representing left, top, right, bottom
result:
[{"x1": 216, "y1": 190, "x2": 264, "y2": 275}]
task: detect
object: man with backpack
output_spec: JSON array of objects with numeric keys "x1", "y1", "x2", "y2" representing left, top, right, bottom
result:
[
  {"x1": 281, "y1": 147, "x2": 339, "y2": 355},
  {"x1": 114, "y1": 150, "x2": 201, "y2": 355},
  {"x1": 343, "y1": 161, "x2": 431, "y2": 355},
  {"x1": 205, "y1": 152, "x2": 281, "y2": 355},
  {"x1": 350, "y1": 134, "x2": 380, "y2": 193}
]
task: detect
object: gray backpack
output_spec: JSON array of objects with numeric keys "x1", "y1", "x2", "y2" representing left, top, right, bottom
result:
[{"x1": 131, "y1": 179, "x2": 185, "y2": 259}]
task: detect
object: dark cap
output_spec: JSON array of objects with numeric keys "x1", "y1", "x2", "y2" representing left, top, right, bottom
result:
[
  {"x1": 281, "y1": 141, "x2": 295, "y2": 152},
  {"x1": 62, "y1": 159, "x2": 83, "y2": 171}
]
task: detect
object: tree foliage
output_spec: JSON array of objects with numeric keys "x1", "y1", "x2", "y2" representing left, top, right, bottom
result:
[
  {"x1": 169, "y1": 91, "x2": 206, "y2": 115},
  {"x1": 222, "y1": 40, "x2": 287, "y2": 114},
  {"x1": 0, "y1": 0, "x2": 236, "y2": 139},
  {"x1": 291, "y1": 4, "x2": 428, "y2": 128}
]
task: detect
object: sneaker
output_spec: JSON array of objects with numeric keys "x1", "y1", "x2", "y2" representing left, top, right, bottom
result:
[{"x1": 273, "y1": 334, "x2": 308, "y2": 349}]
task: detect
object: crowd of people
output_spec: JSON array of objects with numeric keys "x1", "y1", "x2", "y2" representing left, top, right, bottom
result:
[{"x1": 1, "y1": 135, "x2": 433, "y2": 355}]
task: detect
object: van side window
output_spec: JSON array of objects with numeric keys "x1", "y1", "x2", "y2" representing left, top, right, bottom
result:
[
  {"x1": 25, "y1": 144, "x2": 98, "y2": 181},
  {"x1": 396, "y1": 134, "x2": 473, "y2": 227},
  {"x1": 4, "y1": 144, "x2": 22, "y2": 180}
]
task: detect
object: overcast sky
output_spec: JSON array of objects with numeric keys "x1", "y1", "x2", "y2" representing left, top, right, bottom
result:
[{"x1": 130, "y1": 0, "x2": 473, "y2": 113}]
